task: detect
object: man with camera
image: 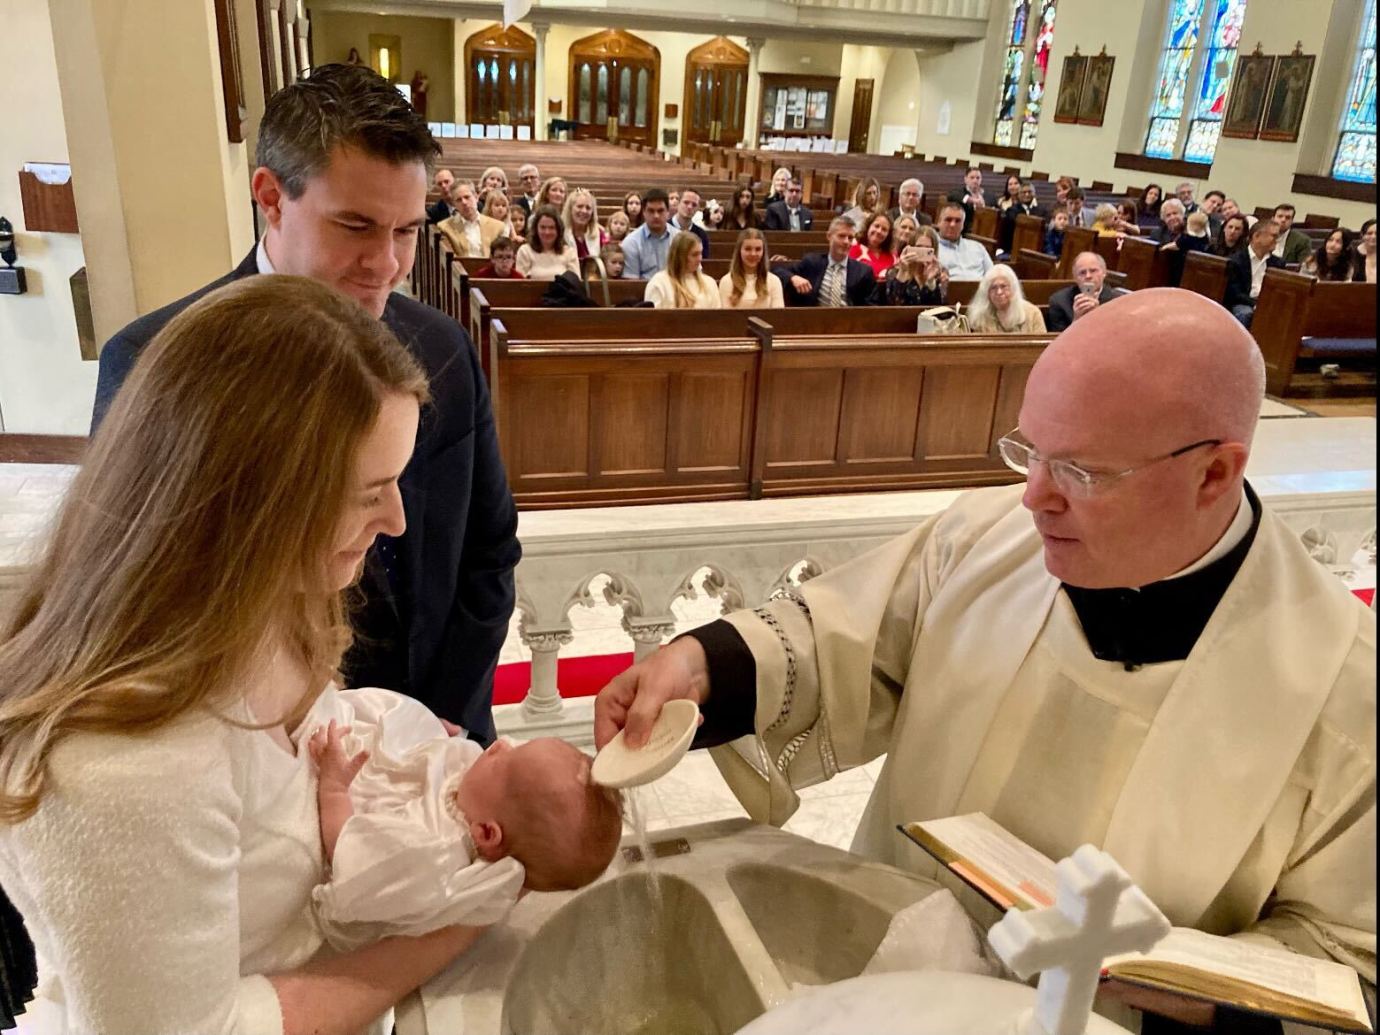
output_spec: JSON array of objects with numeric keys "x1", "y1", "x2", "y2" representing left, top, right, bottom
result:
[{"x1": 1046, "y1": 251, "x2": 1127, "y2": 332}]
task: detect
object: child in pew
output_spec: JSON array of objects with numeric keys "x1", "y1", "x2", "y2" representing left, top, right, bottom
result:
[
  {"x1": 303, "y1": 686, "x2": 623, "y2": 951},
  {"x1": 1042, "y1": 208, "x2": 1069, "y2": 258},
  {"x1": 599, "y1": 243, "x2": 626, "y2": 279},
  {"x1": 1182, "y1": 210, "x2": 1212, "y2": 253},
  {"x1": 474, "y1": 237, "x2": 524, "y2": 279}
]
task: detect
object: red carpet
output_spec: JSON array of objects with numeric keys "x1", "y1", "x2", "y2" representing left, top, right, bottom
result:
[
  {"x1": 493, "y1": 583, "x2": 1374, "y2": 705},
  {"x1": 494, "y1": 652, "x2": 635, "y2": 705}
]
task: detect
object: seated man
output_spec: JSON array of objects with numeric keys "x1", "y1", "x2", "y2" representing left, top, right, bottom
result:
[
  {"x1": 620, "y1": 188, "x2": 678, "y2": 279},
  {"x1": 772, "y1": 218, "x2": 876, "y2": 307},
  {"x1": 1270, "y1": 204, "x2": 1313, "y2": 266},
  {"x1": 998, "y1": 182, "x2": 1045, "y2": 255},
  {"x1": 514, "y1": 163, "x2": 541, "y2": 216},
  {"x1": 946, "y1": 167, "x2": 996, "y2": 228},
  {"x1": 935, "y1": 202, "x2": 995, "y2": 281},
  {"x1": 670, "y1": 188, "x2": 711, "y2": 258},
  {"x1": 1224, "y1": 220, "x2": 1285, "y2": 329},
  {"x1": 888, "y1": 178, "x2": 931, "y2": 226},
  {"x1": 598, "y1": 289, "x2": 1375, "y2": 1032},
  {"x1": 438, "y1": 180, "x2": 507, "y2": 259},
  {"x1": 763, "y1": 180, "x2": 814, "y2": 232},
  {"x1": 426, "y1": 168, "x2": 454, "y2": 224},
  {"x1": 1046, "y1": 252, "x2": 1128, "y2": 332}
]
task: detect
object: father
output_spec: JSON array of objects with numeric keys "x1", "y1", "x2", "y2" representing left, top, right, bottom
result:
[{"x1": 91, "y1": 63, "x2": 520, "y2": 743}]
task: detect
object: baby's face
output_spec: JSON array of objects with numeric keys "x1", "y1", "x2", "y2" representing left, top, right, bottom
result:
[{"x1": 456, "y1": 737, "x2": 590, "y2": 826}]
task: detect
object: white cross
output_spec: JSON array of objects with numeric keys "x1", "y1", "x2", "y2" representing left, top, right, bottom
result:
[{"x1": 987, "y1": 844, "x2": 1171, "y2": 1035}]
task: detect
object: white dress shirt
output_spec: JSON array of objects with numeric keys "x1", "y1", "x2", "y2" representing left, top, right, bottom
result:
[{"x1": 1249, "y1": 250, "x2": 1271, "y2": 300}]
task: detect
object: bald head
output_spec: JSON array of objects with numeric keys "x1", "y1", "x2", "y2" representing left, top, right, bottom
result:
[{"x1": 1034, "y1": 288, "x2": 1263, "y2": 448}]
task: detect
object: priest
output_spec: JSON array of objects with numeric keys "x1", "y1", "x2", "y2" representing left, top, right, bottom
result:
[{"x1": 595, "y1": 289, "x2": 1375, "y2": 1029}]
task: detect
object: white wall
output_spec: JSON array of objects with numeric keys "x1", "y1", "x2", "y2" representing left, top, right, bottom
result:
[
  {"x1": 876, "y1": 48, "x2": 922, "y2": 154},
  {"x1": 312, "y1": 11, "x2": 456, "y2": 121},
  {"x1": 1, "y1": 0, "x2": 93, "y2": 435},
  {"x1": 909, "y1": 38, "x2": 988, "y2": 159}
]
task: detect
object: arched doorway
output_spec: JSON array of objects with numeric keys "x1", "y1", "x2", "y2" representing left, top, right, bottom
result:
[
  {"x1": 684, "y1": 37, "x2": 749, "y2": 147},
  {"x1": 464, "y1": 24, "x2": 535, "y2": 131},
  {"x1": 568, "y1": 29, "x2": 659, "y2": 146}
]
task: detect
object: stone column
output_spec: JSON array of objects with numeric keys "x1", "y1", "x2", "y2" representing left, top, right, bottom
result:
[
  {"x1": 532, "y1": 21, "x2": 550, "y2": 140},
  {"x1": 625, "y1": 616, "x2": 678, "y2": 662},
  {"x1": 519, "y1": 625, "x2": 572, "y2": 720},
  {"x1": 744, "y1": 37, "x2": 766, "y2": 149}
]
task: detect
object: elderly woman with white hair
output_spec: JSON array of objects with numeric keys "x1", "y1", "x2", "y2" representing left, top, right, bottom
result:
[
  {"x1": 766, "y1": 166, "x2": 793, "y2": 205},
  {"x1": 966, "y1": 263, "x2": 1046, "y2": 334}
]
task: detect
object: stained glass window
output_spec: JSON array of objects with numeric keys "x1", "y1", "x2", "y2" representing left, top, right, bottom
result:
[
  {"x1": 991, "y1": 0, "x2": 1057, "y2": 150},
  {"x1": 1145, "y1": 0, "x2": 1248, "y2": 162},
  {"x1": 1145, "y1": 0, "x2": 1206, "y2": 157},
  {"x1": 1332, "y1": 0, "x2": 1376, "y2": 182}
]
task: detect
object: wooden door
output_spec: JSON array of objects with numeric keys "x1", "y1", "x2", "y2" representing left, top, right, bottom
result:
[
  {"x1": 465, "y1": 24, "x2": 536, "y2": 130},
  {"x1": 568, "y1": 29, "x2": 659, "y2": 146},
  {"x1": 684, "y1": 37, "x2": 749, "y2": 146},
  {"x1": 847, "y1": 78, "x2": 874, "y2": 153}
]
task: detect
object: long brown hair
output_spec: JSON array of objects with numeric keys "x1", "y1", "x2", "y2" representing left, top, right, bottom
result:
[
  {"x1": 0, "y1": 276, "x2": 429, "y2": 822},
  {"x1": 665, "y1": 232, "x2": 705, "y2": 309},
  {"x1": 727, "y1": 228, "x2": 768, "y2": 306}
]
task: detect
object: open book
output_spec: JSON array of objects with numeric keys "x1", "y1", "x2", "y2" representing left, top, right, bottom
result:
[{"x1": 900, "y1": 814, "x2": 1372, "y2": 1034}]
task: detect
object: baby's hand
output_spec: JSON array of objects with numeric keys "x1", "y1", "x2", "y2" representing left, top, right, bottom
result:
[{"x1": 308, "y1": 720, "x2": 369, "y2": 792}]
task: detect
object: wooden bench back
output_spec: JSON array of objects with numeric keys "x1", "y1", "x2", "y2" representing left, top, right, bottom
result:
[
  {"x1": 1179, "y1": 252, "x2": 1229, "y2": 302},
  {"x1": 1252, "y1": 273, "x2": 1376, "y2": 395}
]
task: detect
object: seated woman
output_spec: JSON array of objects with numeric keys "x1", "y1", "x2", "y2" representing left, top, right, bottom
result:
[
  {"x1": 561, "y1": 188, "x2": 607, "y2": 262},
  {"x1": 622, "y1": 191, "x2": 643, "y2": 230},
  {"x1": 0, "y1": 276, "x2": 490, "y2": 1035},
  {"x1": 1114, "y1": 199, "x2": 1144, "y2": 235},
  {"x1": 882, "y1": 226, "x2": 948, "y2": 307},
  {"x1": 473, "y1": 237, "x2": 523, "y2": 279},
  {"x1": 478, "y1": 165, "x2": 508, "y2": 196},
  {"x1": 967, "y1": 263, "x2": 1046, "y2": 334},
  {"x1": 1352, "y1": 219, "x2": 1377, "y2": 282},
  {"x1": 718, "y1": 228, "x2": 784, "y2": 309},
  {"x1": 1091, "y1": 203, "x2": 1121, "y2": 237},
  {"x1": 1136, "y1": 183, "x2": 1164, "y2": 229},
  {"x1": 483, "y1": 193, "x2": 510, "y2": 229},
  {"x1": 515, "y1": 206, "x2": 579, "y2": 281},
  {"x1": 850, "y1": 212, "x2": 896, "y2": 279},
  {"x1": 725, "y1": 186, "x2": 763, "y2": 232},
  {"x1": 841, "y1": 177, "x2": 882, "y2": 231},
  {"x1": 764, "y1": 167, "x2": 792, "y2": 206},
  {"x1": 605, "y1": 210, "x2": 631, "y2": 243},
  {"x1": 305, "y1": 690, "x2": 621, "y2": 951},
  {"x1": 534, "y1": 176, "x2": 568, "y2": 214},
  {"x1": 1209, "y1": 213, "x2": 1249, "y2": 259},
  {"x1": 997, "y1": 174, "x2": 1022, "y2": 212},
  {"x1": 892, "y1": 214, "x2": 921, "y2": 253},
  {"x1": 645, "y1": 231, "x2": 721, "y2": 309},
  {"x1": 1302, "y1": 228, "x2": 1355, "y2": 282}
]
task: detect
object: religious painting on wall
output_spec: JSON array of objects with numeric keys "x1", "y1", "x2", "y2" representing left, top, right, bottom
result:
[
  {"x1": 1259, "y1": 51, "x2": 1315, "y2": 142},
  {"x1": 1222, "y1": 50, "x2": 1274, "y2": 139},
  {"x1": 1076, "y1": 52, "x2": 1115, "y2": 126},
  {"x1": 1053, "y1": 51, "x2": 1087, "y2": 124}
]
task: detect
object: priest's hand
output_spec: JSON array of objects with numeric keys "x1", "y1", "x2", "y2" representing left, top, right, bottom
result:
[{"x1": 594, "y1": 637, "x2": 711, "y2": 750}]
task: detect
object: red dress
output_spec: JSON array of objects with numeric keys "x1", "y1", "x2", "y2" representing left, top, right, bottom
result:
[{"x1": 849, "y1": 244, "x2": 896, "y2": 278}]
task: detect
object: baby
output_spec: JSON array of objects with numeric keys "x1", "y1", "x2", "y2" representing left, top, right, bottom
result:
[
  {"x1": 303, "y1": 687, "x2": 623, "y2": 950},
  {"x1": 1185, "y1": 210, "x2": 1211, "y2": 239}
]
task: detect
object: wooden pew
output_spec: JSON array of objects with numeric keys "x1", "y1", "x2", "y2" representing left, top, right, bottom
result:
[
  {"x1": 1115, "y1": 236, "x2": 1170, "y2": 291},
  {"x1": 1179, "y1": 252, "x2": 1229, "y2": 303},
  {"x1": 1252, "y1": 272, "x2": 1377, "y2": 396},
  {"x1": 1010, "y1": 214, "x2": 1045, "y2": 259},
  {"x1": 1056, "y1": 227, "x2": 1097, "y2": 278},
  {"x1": 1017, "y1": 248, "x2": 1057, "y2": 279}
]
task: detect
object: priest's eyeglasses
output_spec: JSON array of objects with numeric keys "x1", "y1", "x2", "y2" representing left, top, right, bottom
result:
[{"x1": 997, "y1": 431, "x2": 1222, "y2": 499}]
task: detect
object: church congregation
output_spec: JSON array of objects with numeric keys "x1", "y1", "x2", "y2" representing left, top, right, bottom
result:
[{"x1": 1, "y1": 0, "x2": 1376, "y2": 1034}]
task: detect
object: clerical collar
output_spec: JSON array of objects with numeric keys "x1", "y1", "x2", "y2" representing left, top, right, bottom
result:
[{"x1": 1062, "y1": 484, "x2": 1262, "y2": 670}]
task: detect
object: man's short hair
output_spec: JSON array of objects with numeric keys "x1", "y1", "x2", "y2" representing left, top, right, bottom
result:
[
  {"x1": 1067, "y1": 185, "x2": 1086, "y2": 202},
  {"x1": 1274, "y1": 203, "x2": 1296, "y2": 216},
  {"x1": 256, "y1": 63, "x2": 441, "y2": 199},
  {"x1": 1159, "y1": 198, "x2": 1186, "y2": 217},
  {"x1": 788, "y1": 179, "x2": 803, "y2": 190},
  {"x1": 940, "y1": 201, "x2": 967, "y2": 220},
  {"x1": 1251, "y1": 219, "x2": 1280, "y2": 239},
  {"x1": 1074, "y1": 251, "x2": 1107, "y2": 270},
  {"x1": 452, "y1": 179, "x2": 476, "y2": 196},
  {"x1": 828, "y1": 216, "x2": 857, "y2": 234},
  {"x1": 489, "y1": 236, "x2": 515, "y2": 255},
  {"x1": 901, "y1": 178, "x2": 923, "y2": 193},
  {"x1": 1204, "y1": 189, "x2": 1226, "y2": 202},
  {"x1": 1176, "y1": 181, "x2": 1194, "y2": 191},
  {"x1": 518, "y1": 163, "x2": 539, "y2": 177},
  {"x1": 642, "y1": 187, "x2": 670, "y2": 208}
]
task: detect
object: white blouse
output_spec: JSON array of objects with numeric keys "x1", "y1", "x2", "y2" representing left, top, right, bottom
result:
[
  {"x1": 718, "y1": 271, "x2": 785, "y2": 309},
  {"x1": 0, "y1": 703, "x2": 324, "y2": 1035},
  {"x1": 644, "y1": 270, "x2": 723, "y2": 309},
  {"x1": 515, "y1": 245, "x2": 579, "y2": 281}
]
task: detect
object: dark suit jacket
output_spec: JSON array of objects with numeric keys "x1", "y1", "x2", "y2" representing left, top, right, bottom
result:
[
  {"x1": 426, "y1": 199, "x2": 452, "y2": 225},
  {"x1": 772, "y1": 252, "x2": 877, "y2": 307},
  {"x1": 671, "y1": 217, "x2": 710, "y2": 258},
  {"x1": 1045, "y1": 284, "x2": 1129, "y2": 332},
  {"x1": 1224, "y1": 250, "x2": 1286, "y2": 310},
  {"x1": 763, "y1": 201, "x2": 814, "y2": 232},
  {"x1": 513, "y1": 194, "x2": 537, "y2": 216},
  {"x1": 91, "y1": 250, "x2": 521, "y2": 743},
  {"x1": 887, "y1": 207, "x2": 933, "y2": 227}
]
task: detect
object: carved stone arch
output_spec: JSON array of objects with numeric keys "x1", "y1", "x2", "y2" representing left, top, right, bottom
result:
[
  {"x1": 669, "y1": 563, "x2": 748, "y2": 616},
  {"x1": 465, "y1": 23, "x2": 536, "y2": 128},
  {"x1": 767, "y1": 557, "x2": 825, "y2": 601},
  {"x1": 568, "y1": 29, "x2": 660, "y2": 146},
  {"x1": 684, "y1": 36, "x2": 750, "y2": 147},
  {"x1": 560, "y1": 569, "x2": 647, "y2": 624}
]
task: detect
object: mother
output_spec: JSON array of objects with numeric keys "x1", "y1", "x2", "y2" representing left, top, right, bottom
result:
[{"x1": 0, "y1": 276, "x2": 486, "y2": 1035}]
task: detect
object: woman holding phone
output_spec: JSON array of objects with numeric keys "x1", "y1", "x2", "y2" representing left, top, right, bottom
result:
[{"x1": 882, "y1": 226, "x2": 948, "y2": 306}]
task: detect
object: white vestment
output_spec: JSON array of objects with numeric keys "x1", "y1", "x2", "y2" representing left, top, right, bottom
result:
[
  {"x1": 711, "y1": 485, "x2": 1376, "y2": 982},
  {"x1": 297, "y1": 688, "x2": 525, "y2": 951}
]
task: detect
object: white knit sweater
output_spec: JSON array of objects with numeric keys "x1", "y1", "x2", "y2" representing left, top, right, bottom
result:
[{"x1": 0, "y1": 706, "x2": 325, "y2": 1035}]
